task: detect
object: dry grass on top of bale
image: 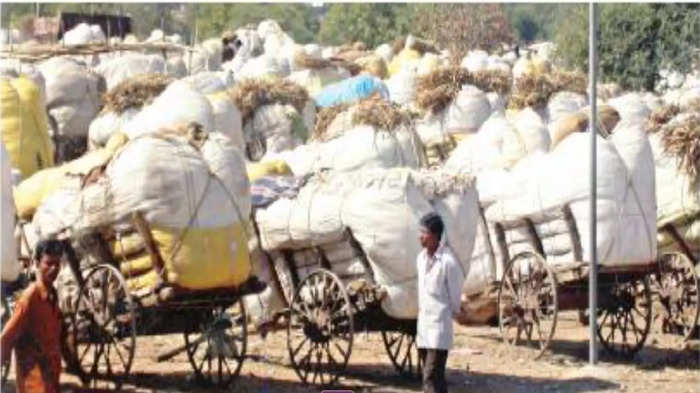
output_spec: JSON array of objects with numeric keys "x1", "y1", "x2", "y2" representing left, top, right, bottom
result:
[
  {"x1": 647, "y1": 104, "x2": 681, "y2": 133},
  {"x1": 312, "y1": 95, "x2": 414, "y2": 142},
  {"x1": 101, "y1": 73, "x2": 173, "y2": 114},
  {"x1": 294, "y1": 51, "x2": 333, "y2": 70},
  {"x1": 391, "y1": 36, "x2": 440, "y2": 56},
  {"x1": 351, "y1": 95, "x2": 413, "y2": 131},
  {"x1": 509, "y1": 70, "x2": 588, "y2": 110},
  {"x1": 295, "y1": 50, "x2": 362, "y2": 75},
  {"x1": 229, "y1": 79, "x2": 309, "y2": 125},
  {"x1": 312, "y1": 102, "x2": 352, "y2": 142},
  {"x1": 659, "y1": 114, "x2": 700, "y2": 183},
  {"x1": 415, "y1": 66, "x2": 512, "y2": 114}
]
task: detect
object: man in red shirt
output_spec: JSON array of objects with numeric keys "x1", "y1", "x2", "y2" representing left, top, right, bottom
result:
[{"x1": 2, "y1": 240, "x2": 63, "y2": 393}]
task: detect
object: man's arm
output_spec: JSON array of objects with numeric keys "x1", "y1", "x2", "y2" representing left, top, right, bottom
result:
[{"x1": 1, "y1": 293, "x2": 32, "y2": 363}]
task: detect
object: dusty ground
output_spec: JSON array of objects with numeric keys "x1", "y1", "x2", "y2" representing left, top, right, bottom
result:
[{"x1": 4, "y1": 311, "x2": 698, "y2": 393}]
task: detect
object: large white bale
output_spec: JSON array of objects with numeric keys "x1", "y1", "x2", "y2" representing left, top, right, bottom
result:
[
  {"x1": 649, "y1": 115, "x2": 700, "y2": 254},
  {"x1": 609, "y1": 121, "x2": 658, "y2": 261},
  {"x1": 445, "y1": 112, "x2": 527, "y2": 174},
  {"x1": 510, "y1": 108, "x2": 551, "y2": 155},
  {"x1": 461, "y1": 50, "x2": 489, "y2": 73},
  {"x1": 182, "y1": 71, "x2": 235, "y2": 94},
  {"x1": 254, "y1": 168, "x2": 479, "y2": 319},
  {"x1": 313, "y1": 125, "x2": 424, "y2": 174},
  {"x1": 607, "y1": 93, "x2": 651, "y2": 125},
  {"x1": 547, "y1": 91, "x2": 588, "y2": 124},
  {"x1": 342, "y1": 169, "x2": 479, "y2": 318},
  {"x1": 71, "y1": 130, "x2": 251, "y2": 232},
  {"x1": 244, "y1": 103, "x2": 306, "y2": 155},
  {"x1": 63, "y1": 23, "x2": 105, "y2": 46},
  {"x1": 96, "y1": 53, "x2": 170, "y2": 89},
  {"x1": 38, "y1": 57, "x2": 104, "y2": 137},
  {"x1": 122, "y1": 80, "x2": 214, "y2": 140},
  {"x1": 1, "y1": 143, "x2": 20, "y2": 282},
  {"x1": 485, "y1": 131, "x2": 657, "y2": 268},
  {"x1": 386, "y1": 65, "x2": 418, "y2": 107},
  {"x1": 234, "y1": 54, "x2": 289, "y2": 81},
  {"x1": 207, "y1": 92, "x2": 245, "y2": 152},
  {"x1": 445, "y1": 85, "x2": 492, "y2": 133},
  {"x1": 88, "y1": 109, "x2": 139, "y2": 148}
]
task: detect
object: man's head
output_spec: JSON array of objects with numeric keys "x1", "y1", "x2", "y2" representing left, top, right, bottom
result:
[
  {"x1": 34, "y1": 239, "x2": 63, "y2": 285},
  {"x1": 419, "y1": 212, "x2": 444, "y2": 253}
]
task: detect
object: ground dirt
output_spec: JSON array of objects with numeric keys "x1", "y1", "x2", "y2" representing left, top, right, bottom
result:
[{"x1": 4, "y1": 312, "x2": 698, "y2": 393}]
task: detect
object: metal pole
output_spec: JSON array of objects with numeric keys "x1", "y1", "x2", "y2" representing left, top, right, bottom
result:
[{"x1": 588, "y1": 2, "x2": 599, "y2": 366}]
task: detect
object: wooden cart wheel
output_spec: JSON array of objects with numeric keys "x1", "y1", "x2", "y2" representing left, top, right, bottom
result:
[
  {"x1": 287, "y1": 269, "x2": 353, "y2": 385},
  {"x1": 67, "y1": 264, "x2": 136, "y2": 389},
  {"x1": 597, "y1": 276, "x2": 652, "y2": 358},
  {"x1": 184, "y1": 300, "x2": 247, "y2": 387},
  {"x1": 653, "y1": 252, "x2": 699, "y2": 341},
  {"x1": 498, "y1": 251, "x2": 558, "y2": 359},
  {"x1": 381, "y1": 329, "x2": 421, "y2": 378}
]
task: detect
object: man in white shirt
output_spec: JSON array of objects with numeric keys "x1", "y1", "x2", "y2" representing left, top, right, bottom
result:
[{"x1": 416, "y1": 212, "x2": 465, "y2": 393}]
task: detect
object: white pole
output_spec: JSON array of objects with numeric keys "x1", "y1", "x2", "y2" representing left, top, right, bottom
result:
[{"x1": 588, "y1": 2, "x2": 599, "y2": 366}]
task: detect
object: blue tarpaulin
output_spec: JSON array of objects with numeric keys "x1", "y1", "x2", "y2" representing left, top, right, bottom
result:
[{"x1": 313, "y1": 75, "x2": 389, "y2": 108}]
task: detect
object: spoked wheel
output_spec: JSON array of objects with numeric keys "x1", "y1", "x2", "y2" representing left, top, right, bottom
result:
[
  {"x1": 652, "y1": 252, "x2": 699, "y2": 341},
  {"x1": 381, "y1": 329, "x2": 421, "y2": 378},
  {"x1": 67, "y1": 264, "x2": 136, "y2": 390},
  {"x1": 498, "y1": 251, "x2": 558, "y2": 359},
  {"x1": 184, "y1": 300, "x2": 247, "y2": 387},
  {"x1": 597, "y1": 276, "x2": 652, "y2": 358},
  {"x1": 287, "y1": 269, "x2": 353, "y2": 386}
]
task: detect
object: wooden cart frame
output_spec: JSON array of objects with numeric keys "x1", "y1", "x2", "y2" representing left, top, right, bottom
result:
[
  {"x1": 649, "y1": 222, "x2": 699, "y2": 342},
  {"x1": 252, "y1": 224, "x2": 422, "y2": 386},
  {"x1": 490, "y1": 204, "x2": 660, "y2": 359},
  {"x1": 56, "y1": 213, "x2": 264, "y2": 390}
]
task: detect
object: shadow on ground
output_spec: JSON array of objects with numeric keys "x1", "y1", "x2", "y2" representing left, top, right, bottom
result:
[{"x1": 469, "y1": 331, "x2": 699, "y2": 371}]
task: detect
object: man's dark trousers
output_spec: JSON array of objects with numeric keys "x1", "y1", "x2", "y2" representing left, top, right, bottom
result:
[{"x1": 418, "y1": 348, "x2": 448, "y2": 393}]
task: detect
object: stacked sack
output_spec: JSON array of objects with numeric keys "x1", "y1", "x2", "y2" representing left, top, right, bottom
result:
[
  {"x1": 1, "y1": 143, "x2": 20, "y2": 283},
  {"x1": 230, "y1": 78, "x2": 315, "y2": 159},
  {"x1": 266, "y1": 95, "x2": 426, "y2": 177},
  {"x1": 413, "y1": 67, "x2": 512, "y2": 166},
  {"x1": 248, "y1": 168, "x2": 478, "y2": 321},
  {"x1": 646, "y1": 105, "x2": 699, "y2": 256},
  {"x1": 483, "y1": 123, "x2": 657, "y2": 270},
  {"x1": 38, "y1": 57, "x2": 105, "y2": 162},
  {"x1": 88, "y1": 73, "x2": 173, "y2": 149},
  {"x1": 28, "y1": 124, "x2": 252, "y2": 310},
  {"x1": 287, "y1": 50, "x2": 353, "y2": 96},
  {"x1": 95, "y1": 53, "x2": 178, "y2": 90},
  {"x1": 0, "y1": 75, "x2": 55, "y2": 180}
]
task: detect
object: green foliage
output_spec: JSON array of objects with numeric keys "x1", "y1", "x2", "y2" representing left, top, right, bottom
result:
[
  {"x1": 318, "y1": 4, "x2": 412, "y2": 48},
  {"x1": 556, "y1": 3, "x2": 700, "y2": 91},
  {"x1": 195, "y1": 4, "x2": 319, "y2": 44}
]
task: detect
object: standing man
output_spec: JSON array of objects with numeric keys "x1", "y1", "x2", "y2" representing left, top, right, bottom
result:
[
  {"x1": 416, "y1": 213, "x2": 465, "y2": 393},
  {"x1": 1, "y1": 239, "x2": 64, "y2": 393}
]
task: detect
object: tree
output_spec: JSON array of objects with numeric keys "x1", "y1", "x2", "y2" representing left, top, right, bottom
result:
[
  {"x1": 318, "y1": 4, "x2": 412, "y2": 49},
  {"x1": 195, "y1": 4, "x2": 319, "y2": 44},
  {"x1": 412, "y1": 4, "x2": 513, "y2": 61},
  {"x1": 555, "y1": 3, "x2": 700, "y2": 91}
]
